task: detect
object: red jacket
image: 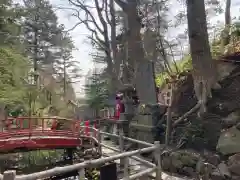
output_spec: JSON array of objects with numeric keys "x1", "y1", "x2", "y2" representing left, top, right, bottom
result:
[{"x1": 115, "y1": 99, "x2": 121, "y2": 120}]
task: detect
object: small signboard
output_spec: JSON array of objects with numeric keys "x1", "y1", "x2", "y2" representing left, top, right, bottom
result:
[{"x1": 100, "y1": 162, "x2": 117, "y2": 180}]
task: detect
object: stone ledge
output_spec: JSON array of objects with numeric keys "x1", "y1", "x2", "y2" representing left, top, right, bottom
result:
[{"x1": 130, "y1": 123, "x2": 155, "y2": 131}]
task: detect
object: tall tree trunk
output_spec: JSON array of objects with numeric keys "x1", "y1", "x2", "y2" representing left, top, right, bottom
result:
[
  {"x1": 109, "y1": 0, "x2": 117, "y2": 73},
  {"x1": 115, "y1": 0, "x2": 157, "y2": 104},
  {"x1": 63, "y1": 57, "x2": 66, "y2": 97},
  {"x1": 221, "y1": 0, "x2": 231, "y2": 50},
  {"x1": 33, "y1": 29, "x2": 38, "y2": 85},
  {"x1": 109, "y1": 0, "x2": 121, "y2": 92},
  {"x1": 186, "y1": 0, "x2": 217, "y2": 115}
]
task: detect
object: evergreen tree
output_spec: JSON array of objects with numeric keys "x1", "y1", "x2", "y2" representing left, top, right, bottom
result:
[
  {"x1": 22, "y1": 0, "x2": 63, "y2": 78},
  {"x1": 0, "y1": 0, "x2": 22, "y2": 45},
  {"x1": 85, "y1": 69, "x2": 108, "y2": 111},
  {"x1": 0, "y1": 47, "x2": 30, "y2": 107},
  {"x1": 54, "y1": 33, "x2": 81, "y2": 96},
  {"x1": 22, "y1": 0, "x2": 80, "y2": 89}
]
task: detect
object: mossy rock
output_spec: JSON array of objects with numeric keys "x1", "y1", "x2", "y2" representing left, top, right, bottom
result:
[
  {"x1": 162, "y1": 150, "x2": 200, "y2": 173},
  {"x1": 138, "y1": 103, "x2": 167, "y2": 115},
  {"x1": 217, "y1": 126, "x2": 240, "y2": 155}
]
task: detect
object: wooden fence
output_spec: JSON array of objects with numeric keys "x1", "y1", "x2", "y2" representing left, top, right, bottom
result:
[{"x1": 0, "y1": 121, "x2": 162, "y2": 180}]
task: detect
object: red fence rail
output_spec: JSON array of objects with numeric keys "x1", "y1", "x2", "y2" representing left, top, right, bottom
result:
[{"x1": 0, "y1": 117, "x2": 102, "y2": 152}]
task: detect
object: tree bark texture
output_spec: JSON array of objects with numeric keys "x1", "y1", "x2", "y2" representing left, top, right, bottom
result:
[
  {"x1": 115, "y1": 0, "x2": 157, "y2": 104},
  {"x1": 221, "y1": 0, "x2": 231, "y2": 48},
  {"x1": 186, "y1": 0, "x2": 217, "y2": 114}
]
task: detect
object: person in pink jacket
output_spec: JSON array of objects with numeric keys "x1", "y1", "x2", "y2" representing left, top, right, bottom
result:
[{"x1": 115, "y1": 94, "x2": 125, "y2": 120}]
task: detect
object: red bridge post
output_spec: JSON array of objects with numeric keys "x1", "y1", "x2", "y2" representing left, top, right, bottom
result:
[{"x1": 85, "y1": 120, "x2": 90, "y2": 136}]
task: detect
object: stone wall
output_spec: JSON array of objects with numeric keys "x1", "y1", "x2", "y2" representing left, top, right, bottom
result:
[{"x1": 129, "y1": 104, "x2": 167, "y2": 145}]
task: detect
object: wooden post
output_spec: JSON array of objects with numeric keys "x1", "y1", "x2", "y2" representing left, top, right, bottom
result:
[
  {"x1": 123, "y1": 157, "x2": 129, "y2": 180},
  {"x1": 94, "y1": 121, "x2": 97, "y2": 138},
  {"x1": 119, "y1": 124, "x2": 124, "y2": 166},
  {"x1": 97, "y1": 129, "x2": 102, "y2": 156},
  {"x1": 78, "y1": 169, "x2": 85, "y2": 180},
  {"x1": 3, "y1": 170, "x2": 16, "y2": 180},
  {"x1": 119, "y1": 124, "x2": 129, "y2": 179},
  {"x1": 154, "y1": 141, "x2": 162, "y2": 180}
]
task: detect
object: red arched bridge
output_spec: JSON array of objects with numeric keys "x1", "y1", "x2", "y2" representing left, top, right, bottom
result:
[
  {"x1": 0, "y1": 116, "x2": 103, "y2": 153},
  {"x1": 0, "y1": 116, "x2": 166, "y2": 180}
]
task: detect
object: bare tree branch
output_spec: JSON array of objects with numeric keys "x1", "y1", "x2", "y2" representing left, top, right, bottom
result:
[
  {"x1": 87, "y1": 35, "x2": 106, "y2": 51},
  {"x1": 69, "y1": 0, "x2": 104, "y2": 34},
  {"x1": 66, "y1": 0, "x2": 119, "y2": 91},
  {"x1": 104, "y1": 0, "x2": 111, "y2": 25},
  {"x1": 114, "y1": 0, "x2": 127, "y2": 10}
]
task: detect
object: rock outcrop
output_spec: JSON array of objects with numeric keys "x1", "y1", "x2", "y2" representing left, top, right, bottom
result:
[{"x1": 161, "y1": 53, "x2": 240, "y2": 179}]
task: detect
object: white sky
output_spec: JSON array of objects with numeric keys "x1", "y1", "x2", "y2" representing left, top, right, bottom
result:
[{"x1": 49, "y1": 0, "x2": 240, "y2": 98}]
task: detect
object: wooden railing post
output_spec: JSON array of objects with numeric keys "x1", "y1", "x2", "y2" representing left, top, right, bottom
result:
[
  {"x1": 123, "y1": 157, "x2": 129, "y2": 180},
  {"x1": 94, "y1": 121, "x2": 97, "y2": 138},
  {"x1": 78, "y1": 169, "x2": 85, "y2": 180},
  {"x1": 119, "y1": 124, "x2": 129, "y2": 179},
  {"x1": 119, "y1": 125, "x2": 124, "y2": 165},
  {"x1": 154, "y1": 141, "x2": 162, "y2": 180},
  {"x1": 3, "y1": 170, "x2": 16, "y2": 180},
  {"x1": 97, "y1": 128, "x2": 102, "y2": 156}
]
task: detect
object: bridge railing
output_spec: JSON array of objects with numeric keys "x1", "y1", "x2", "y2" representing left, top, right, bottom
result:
[
  {"x1": 1, "y1": 116, "x2": 78, "y2": 131},
  {"x1": 0, "y1": 117, "x2": 97, "y2": 138},
  {"x1": 0, "y1": 120, "x2": 162, "y2": 180}
]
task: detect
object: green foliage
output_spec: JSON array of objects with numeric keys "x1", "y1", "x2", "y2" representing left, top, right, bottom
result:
[
  {"x1": 0, "y1": 0, "x2": 22, "y2": 45},
  {"x1": 0, "y1": 0, "x2": 31, "y2": 112},
  {"x1": 211, "y1": 39, "x2": 222, "y2": 58},
  {"x1": 155, "y1": 55, "x2": 192, "y2": 87},
  {"x1": 54, "y1": 34, "x2": 81, "y2": 86},
  {"x1": 58, "y1": 104, "x2": 75, "y2": 118},
  {"x1": 19, "y1": 149, "x2": 64, "y2": 168},
  {"x1": 85, "y1": 70, "x2": 109, "y2": 110},
  {"x1": 0, "y1": 0, "x2": 79, "y2": 118},
  {"x1": 21, "y1": 0, "x2": 79, "y2": 114},
  {"x1": 22, "y1": 0, "x2": 65, "y2": 65},
  {"x1": 156, "y1": 21, "x2": 240, "y2": 88},
  {"x1": 0, "y1": 47, "x2": 30, "y2": 107},
  {"x1": 211, "y1": 21, "x2": 240, "y2": 57},
  {"x1": 230, "y1": 21, "x2": 240, "y2": 38}
]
